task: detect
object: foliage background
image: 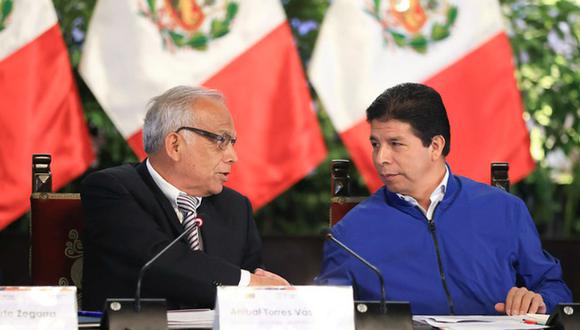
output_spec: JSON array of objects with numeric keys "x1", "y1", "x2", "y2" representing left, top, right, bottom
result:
[{"x1": 10, "y1": 0, "x2": 577, "y2": 238}]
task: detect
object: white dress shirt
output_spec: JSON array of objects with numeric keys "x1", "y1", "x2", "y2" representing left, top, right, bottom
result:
[
  {"x1": 396, "y1": 166, "x2": 449, "y2": 221},
  {"x1": 146, "y1": 159, "x2": 251, "y2": 286}
]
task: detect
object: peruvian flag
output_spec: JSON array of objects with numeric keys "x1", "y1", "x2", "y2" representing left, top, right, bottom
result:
[
  {"x1": 309, "y1": 0, "x2": 534, "y2": 191},
  {"x1": 80, "y1": 0, "x2": 326, "y2": 209},
  {"x1": 0, "y1": 0, "x2": 95, "y2": 228}
]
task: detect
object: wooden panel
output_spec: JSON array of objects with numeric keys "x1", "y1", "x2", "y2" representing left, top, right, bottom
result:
[
  {"x1": 29, "y1": 193, "x2": 84, "y2": 293},
  {"x1": 329, "y1": 196, "x2": 366, "y2": 226}
]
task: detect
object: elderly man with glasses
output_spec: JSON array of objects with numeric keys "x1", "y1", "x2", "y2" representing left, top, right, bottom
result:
[{"x1": 81, "y1": 86, "x2": 289, "y2": 311}]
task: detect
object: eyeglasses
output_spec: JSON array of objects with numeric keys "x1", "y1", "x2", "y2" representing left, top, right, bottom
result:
[{"x1": 176, "y1": 126, "x2": 237, "y2": 150}]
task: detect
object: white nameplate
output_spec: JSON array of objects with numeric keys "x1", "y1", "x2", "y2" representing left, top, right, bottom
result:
[
  {"x1": 215, "y1": 286, "x2": 354, "y2": 330},
  {"x1": 0, "y1": 286, "x2": 78, "y2": 330}
]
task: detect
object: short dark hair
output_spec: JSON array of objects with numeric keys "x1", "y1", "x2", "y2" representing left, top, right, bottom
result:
[{"x1": 366, "y1": 83, "x2": 451, "y2": 156}]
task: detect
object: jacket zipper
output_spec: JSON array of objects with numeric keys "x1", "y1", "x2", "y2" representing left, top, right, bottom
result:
[{"x1": 428, "y1": 217, "x2": 455, "y2": 315}]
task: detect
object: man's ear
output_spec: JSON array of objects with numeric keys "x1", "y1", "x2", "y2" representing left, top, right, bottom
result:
[
  {"x1": 165, "y1": 132, "x2": 181, "y2": 161},
  {"x1": 430, "y1": 135, "x2": 446, "y2": 161}
]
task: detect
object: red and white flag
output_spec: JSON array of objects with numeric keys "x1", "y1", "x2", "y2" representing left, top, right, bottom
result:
[
  {"x1": 80, "y1": 0, "x2": 326, "y2": 209},
  {"x1": 0, "y1": 0, "x2": 94, "y2": 229},
  {"x1": 309, "y1": 0, "x2": 534, "y2": 191}
]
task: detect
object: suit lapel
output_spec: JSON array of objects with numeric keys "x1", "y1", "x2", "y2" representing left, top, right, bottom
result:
[
  {"x1": 198, "y1": 197, "x2": 230, "y2": 257},
  {"x1": 136, "y1": 161, "x2": 183, "y2": 236}
]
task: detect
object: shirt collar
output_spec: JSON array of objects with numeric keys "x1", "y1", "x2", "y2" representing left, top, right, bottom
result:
[
  {"x1": 396, "y1": 165, "x2": 449, "y2": 219},
  {"x1": 146, "y1": 158, "x2": 202, "y2": 210}
]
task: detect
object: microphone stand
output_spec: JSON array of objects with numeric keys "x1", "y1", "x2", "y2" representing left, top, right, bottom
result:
[
  {"x1": 322, "y1": 229, "x2": 413, "y2": 330},
  {"x1": 135, "y1": 222, "x2": 198, "y2": 312},
  {"x1": 102, "y1": 216, "x2": 203, "y2": 330},
  {"x1": 324, "y1": 231, "x2": 387, "y2": 314}
]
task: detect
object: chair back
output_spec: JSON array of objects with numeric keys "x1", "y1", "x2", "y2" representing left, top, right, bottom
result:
[
  {"x1": 30, "y1": 154, "x2": 84, "y2": 305},
  {"x1": 329, "y1": 160, "x2": 366, "y2": 226},
  {"x1": 30, "y1": 193, "x2": 84, "y2": 287},
  {"x1": 491, "y1": 162, "x2": 510, "y2": 192}
]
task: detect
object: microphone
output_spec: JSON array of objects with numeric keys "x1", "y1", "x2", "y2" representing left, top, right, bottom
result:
[
  {"x1": 135, "y1": 214, "x2": 204, "y2": 312},
  {"x1": 101, "y1": 214, "x2": 206, "y2": 329},
  {"x1": 102, "y1": 215, "x2": 206, "y2": 330},
  {"x1": 321, "y1": 228, "x2": 387, "y2": 314}
]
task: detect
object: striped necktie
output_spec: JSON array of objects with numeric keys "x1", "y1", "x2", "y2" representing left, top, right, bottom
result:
[{"x1": 176, "y1": 193, "x2": 202, "y2": 251}]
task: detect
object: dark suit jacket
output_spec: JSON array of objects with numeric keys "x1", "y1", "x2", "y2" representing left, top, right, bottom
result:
[{"x1": 81, "y1": 161, "x2": 262, "y2": 310}]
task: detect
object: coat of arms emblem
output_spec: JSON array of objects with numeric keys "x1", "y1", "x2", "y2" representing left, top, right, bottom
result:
[
  {"x1": 138, "y1": 0, "x2": 239, "y2": 51},
  {"x1": 0, "y1": 0, "x2": 13, "y2": 32},
  {"x1": 366, "y1": 0, "x2": 458, "y2": 53}
]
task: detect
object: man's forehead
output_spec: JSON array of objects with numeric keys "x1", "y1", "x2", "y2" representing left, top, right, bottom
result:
[
  {"x1": 191, "y1": 97, "x2": 227, "y2": 114},
  {"x1": 190, "y1": 98, "x2": 236, "y2": 134},
  {"x1": 191, "y1": 98, "x2": 229, "y2": 117},
  {"x1": 370, "y1": 119, "x2": 413, "y2": 137}
]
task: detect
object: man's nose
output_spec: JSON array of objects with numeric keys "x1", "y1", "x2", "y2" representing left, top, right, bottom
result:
[
  {"x1": 375, "y1": 145, "x2": 392, "y2": 165},
  {"x1": 224, "y1": 143, "x2": 238, "y2": 164}
]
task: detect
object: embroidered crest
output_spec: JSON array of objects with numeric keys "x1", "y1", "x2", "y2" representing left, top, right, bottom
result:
[
  {"x1": 138, "y1": 0, "x2": 239, "y2": 51},
  {"x1": 0, "y1": 0, "x2": 14, "y2": 32},
  {"x1": 366, "y1": 0, "x2": 458, "y2": 53}
]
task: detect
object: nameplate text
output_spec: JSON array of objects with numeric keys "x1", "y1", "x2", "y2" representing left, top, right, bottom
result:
[
  {"x1": 215, "y1": 286, "x2": 354, "y2": 330},
  {"x1": 0, "y1": 286, "x2": 77, "y2": 330}
]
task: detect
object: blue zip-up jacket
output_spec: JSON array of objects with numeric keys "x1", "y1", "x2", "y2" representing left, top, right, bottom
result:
[{"x1": 316, "y1": 170, "x2": 572, "y2": 315}]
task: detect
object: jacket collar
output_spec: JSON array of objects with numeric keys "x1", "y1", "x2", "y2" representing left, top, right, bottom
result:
[
  {"x1": 136, "y1": 160, "x2": 183, "y2": 235},
  {"x1": 382, "y1": 164, "x2": 461, "y2": 219}
]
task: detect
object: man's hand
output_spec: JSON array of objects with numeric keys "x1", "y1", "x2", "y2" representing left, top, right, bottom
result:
[
  {"x1": 249, "y1": 268, "x2": 290, "y2": 286},
  {"x1": 495, "y1": 287, "x2": 546, "y2": 315}
]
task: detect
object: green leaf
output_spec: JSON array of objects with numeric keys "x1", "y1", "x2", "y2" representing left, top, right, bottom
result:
[
  {"x1": 3, "y1": 0, "x2": 13, "y2": 15},
  {"x1": 210, "y1": 19, "x2": 229, "y2": 39},
  {"x1": 225, "y1": 2, "x2": 239, "y2": 22},
  {"x1": 373, "y1": 0, "x2": 381, "y2": 15},
  {"x1": 389, "y1": 30, "x2": 407, "y2": 46},
  {"x1": 446, "y1": 5, "x2": 458, "y2": 27},
  {"x1": 0, "y1": 0, "x2": 13, "y2": 31},
  {"x1": 409, "y1": 35, "x2": 427, "y2": 53},
  {"x1": 1, "y1": 0, "x2": 12, "y2": 19},
  {"x1": 431, "y1": 23, "x2": 449, "y2": 41},
  {"x1": 146, "y1": 0, "x2": 156, "y2": 16},
  {"x1": 187, "y1": 32, "x2": 208, "y2": 50},
  {"x1": 168, "y1": 31, "x2": 186, "y2": 46},
  {"x1": 70, "y1": 48, "x2": 81, "y2": 68}
]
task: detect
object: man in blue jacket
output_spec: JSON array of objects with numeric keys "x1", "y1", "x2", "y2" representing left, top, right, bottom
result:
[{"x1": 317, "y1": 83, "x2": 571, "y2": 315}]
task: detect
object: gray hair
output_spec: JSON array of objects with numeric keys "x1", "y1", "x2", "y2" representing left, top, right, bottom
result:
[{"x1": 143, "y1": 86, "x2": 225, "y2": 154}]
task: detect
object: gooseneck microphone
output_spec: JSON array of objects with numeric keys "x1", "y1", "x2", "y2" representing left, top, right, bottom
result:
[
  {"x1": 135, "y1": 215, "x2": 205, "y2": 312},
  {"x1": 321, "y1": 228, "x2": 387, "y2": 314}
]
